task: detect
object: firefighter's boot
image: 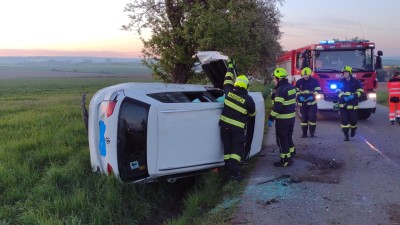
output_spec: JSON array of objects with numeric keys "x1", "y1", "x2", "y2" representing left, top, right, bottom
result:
[
  {"x1": 309, "y1": 125, "x2": 316, "y2": 137},
  {"x1": 274, "y1": 158, "x2": 293, "y2": 167},
  {"x1": 301, "y1": 126, "x2": 308, "y2": 138},
  {"x1": 350, "y1": 128, "x2": 356, "y2": 137},
  {"x1": 343, "y1": 131, "x2": 349, "y2": 141},
  {"x1": 396, "y1": 117, "x2": 400, "y2": 124}
]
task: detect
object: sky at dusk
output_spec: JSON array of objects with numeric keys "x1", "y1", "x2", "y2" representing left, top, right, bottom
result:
[{"x1": 1, "y1": 0, "x2": 399, "y2": 58}]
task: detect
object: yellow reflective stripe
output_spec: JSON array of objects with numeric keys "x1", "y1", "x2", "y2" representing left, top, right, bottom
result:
[
  {"x1": 224, "y1": 80, "x2": 233, "y2": 85},
  {"x1": 297, "y1": 102, "x2": 303, "y2": 106},
  {"x1": 276, "y1": 112, "x2": 296, "y2": 119},
  {"x1": 283, "y1": 99, "x2": 296, "y2": 105},
  {"x1": 347, "y1": 105, "x2": 354, "y2": 109},
  {"x1": 301, "y1": 122, "x2": 308, "y2": 126},
  {"x1": 226, "y1": 72, "x2": 234, "y2": 78},
  {"x1": 341, "y1": 124, "x2": 350, "y2": 128},
  {"x1": 220, "y1": 115, "x2": 245, "y2": 128},
  {"x1": 357, "y1": 88, "x2": 364, "y2": 92},
  {"x1": 315, "y1": 87, "x2": 321, "y2": 91},
  {"x1": 224, "y1": 99, "x2": 247, "y2": 114},
  {"x1": 224, "y1": 154, "x2": 230, "y2": 160},
  {"x1": 344, "y1": 92, "x2": 351, "y2": 95},
  {"x1": 300, "y1": 90, "x2": 311, "y2": 94},
  {"x1": 339, "y1": 104, "x2": 345, "y2": 108},
  {"x1": 270, "y1": 111, "x2": 278, "y2": 116},
  {"x1": 313, "y1": 91, "x2": 319, "y2": 95},
  {"x1": 280, "y1": 153, "x2": 291, "y2": 158},
  {"x1": 249, "y1": 111, "x2": 256, "y2": 117},
  {"x1": 350, "y1": 125, "x2": 357, "y2": 128},
  {"x1": 275, "y1": 97, "x2": 284, "y2": 103},
  {"x1": 309, "y1": 121, "x2": 317, "y2": 125},
  {"x1": 289, "y1": 147, "x2": 295, "y2": 153},
  {"x1": 230, "y1": 154, "x2": 241, "y2": 162},
  {"x1": 338, "y1": 92, "x2": 344, "y2": 97}
]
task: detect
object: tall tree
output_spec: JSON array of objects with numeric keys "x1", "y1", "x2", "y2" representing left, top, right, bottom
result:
[{"x1": 123, "y1": 0, "x2": 282, "y2": 83}]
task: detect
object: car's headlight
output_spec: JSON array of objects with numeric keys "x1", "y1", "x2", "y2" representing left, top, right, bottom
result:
[{"x1": 367, "y1": 92, "x2": 376, "y2": 99}]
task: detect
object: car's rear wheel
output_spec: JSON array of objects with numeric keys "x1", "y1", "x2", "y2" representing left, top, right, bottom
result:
[{"x1": 358, "y1": 109, "x2": 372, "y2": 120}]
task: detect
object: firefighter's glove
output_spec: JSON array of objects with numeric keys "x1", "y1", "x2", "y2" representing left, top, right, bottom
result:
[
  {"x1": 299, "y1": 96, "x2": 305, "y2": 102},
  {"x1": 227, "y1": 58, "x2": 235, "y2": 68},
  {"x1": 268, "y1": 120, "x2": 274, "y2": 127},
  {"x1": 307, "y1": 96, "x2": 314, "y2": 101},
  {"x1": 348, "y1": 94, "x2": 354, "y2": 100}
]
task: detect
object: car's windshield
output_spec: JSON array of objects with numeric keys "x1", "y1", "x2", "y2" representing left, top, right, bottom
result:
[{"x1": 314, "y1": 49, "x2": 373, "y2": 72}]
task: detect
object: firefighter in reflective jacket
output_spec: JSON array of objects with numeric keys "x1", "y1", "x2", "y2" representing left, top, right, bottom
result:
[
  {"x1": 268, "y1": 68, "x2": 296, "y2": 167},
  {"x1": 337, "y1": 66, "x2": 364, "y2": 141},
  {"x1": 219, "y1": 59, "x2": 256, "y2": 180},
  {"x1": 296, "y1": 67, "x2": 322, "y2": 138},
  {"x1": 388, "y1": 71, "x2": 400, "y2": 125}
]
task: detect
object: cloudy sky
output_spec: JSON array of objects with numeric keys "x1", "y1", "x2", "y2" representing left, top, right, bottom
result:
[
  {"x1": 278, "y1": 0, "x2": 400, "y2": 56},
  {"x1": 0, "y1": 0, "x2": 399, "y2": 57}
]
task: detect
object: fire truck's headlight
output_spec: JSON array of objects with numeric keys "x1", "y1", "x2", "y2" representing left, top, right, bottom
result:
[
  {"x1": 316, "y1": 94, "x2": 323, "y2": 100},
  {"x1": 367, "y1": 93, "x2": 376, "y2": 99}
]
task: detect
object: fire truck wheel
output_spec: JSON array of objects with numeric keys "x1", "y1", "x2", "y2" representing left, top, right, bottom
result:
[{"x1": 357, "y1": 109, "x2": 372, "y2": 120}]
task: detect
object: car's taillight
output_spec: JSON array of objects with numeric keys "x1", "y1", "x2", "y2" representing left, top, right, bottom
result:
[
  {"x1": 106, "y1": 101, "x2": 117, "y2": 117},
  {"x1": 101, "y1": 89, "x2": 125, "y2": 117},
  {"x1": 107, "y1": 163, "x2": 113, "y2": 174}
]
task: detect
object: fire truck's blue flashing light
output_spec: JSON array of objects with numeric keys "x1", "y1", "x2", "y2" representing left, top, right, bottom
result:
[
  {"x1": 320, "y1": 40, "x2": 335, "y2": 44},
  {"x1": 330, "y1": 84, "x2": 337, "y2": 90}
]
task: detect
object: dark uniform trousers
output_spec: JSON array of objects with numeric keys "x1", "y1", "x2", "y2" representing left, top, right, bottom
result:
[
  {"x1": 340, "y1": 107, "x2": 358, "y2": 134},
  {"x1": 275, "y1": 122, "x2": 294, "y2": 158},
  {"x1": 220, "y1": 127, "x2": 245, "y2": 175},
  {"x1": 300, "y1": 104, "x2": 317, "y2": 134}
]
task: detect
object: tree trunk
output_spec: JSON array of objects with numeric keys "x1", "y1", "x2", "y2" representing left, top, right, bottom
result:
[{"x1": 173, "y1": 63, "x2": 190, "y2": 83}]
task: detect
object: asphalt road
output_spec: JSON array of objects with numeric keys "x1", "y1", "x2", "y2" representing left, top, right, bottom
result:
[{"x1": 234, "y1": 104, "x2": 400, "y2": 225}]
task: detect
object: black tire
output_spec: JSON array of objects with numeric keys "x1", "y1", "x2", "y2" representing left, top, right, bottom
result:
[{"x1": 358, "y1": 109, "x2": 372, "y2": 120}]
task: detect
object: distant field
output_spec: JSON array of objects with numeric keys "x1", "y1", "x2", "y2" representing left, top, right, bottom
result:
[{"x1": 0, "y1": 60, "x2": 152, "y2": 79}]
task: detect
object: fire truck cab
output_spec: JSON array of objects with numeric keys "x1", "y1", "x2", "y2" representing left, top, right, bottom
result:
[{"x1": 276, "y1": 39, "x2": 382, "y2": 120}]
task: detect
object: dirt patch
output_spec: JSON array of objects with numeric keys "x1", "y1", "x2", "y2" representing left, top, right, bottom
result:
[
  {"x1": 295, "y1": 154, "x2": 344, "y2": 184},
  {"x1": 388, "y1": 203, "x2": 400, "y2": 224}
]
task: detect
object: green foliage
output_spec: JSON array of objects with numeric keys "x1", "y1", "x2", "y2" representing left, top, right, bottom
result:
[
  {"x1": 377, "y1": 91, "x2": 388, "y2": 106},
  {"x1": 123, "y1": 0, "x2": 282, "y2": 83}
]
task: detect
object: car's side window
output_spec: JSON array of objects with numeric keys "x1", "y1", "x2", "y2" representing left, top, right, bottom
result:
[{"x1": 147, "y1": 91, "x2": 220, "y2": 103}]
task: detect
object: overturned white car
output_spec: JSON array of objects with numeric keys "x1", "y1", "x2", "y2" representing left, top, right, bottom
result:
[{"x1": 84, "y1": 51, "x2": 265, "y2": 183}]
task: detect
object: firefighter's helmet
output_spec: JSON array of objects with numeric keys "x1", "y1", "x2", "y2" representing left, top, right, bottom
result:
[
  {"x1": 342, "y1": 66, "x2": 352, "y2": 74},
  {"x1": 234, "y1": 75, "x2": 249, "y2": 89},
  {"x1": 301, "y1": 67, "x2": 312, "y2": 76},
  {"x1": 273, "y1": 68, "x2": 288, "y2": 79}
]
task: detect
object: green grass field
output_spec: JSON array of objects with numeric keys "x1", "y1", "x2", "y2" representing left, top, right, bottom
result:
[{"x1": 0, "y1": 77, "x2": 270, "y2": 225}]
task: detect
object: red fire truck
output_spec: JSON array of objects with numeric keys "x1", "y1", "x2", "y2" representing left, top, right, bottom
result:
[{"x1": 276, "y1": 39, "x2": 382, "y2": 120}]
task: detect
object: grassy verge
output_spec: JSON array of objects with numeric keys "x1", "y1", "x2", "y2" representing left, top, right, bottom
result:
[{"x1": 377, "y1": 91, "x2": 388, "y2": 107}]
